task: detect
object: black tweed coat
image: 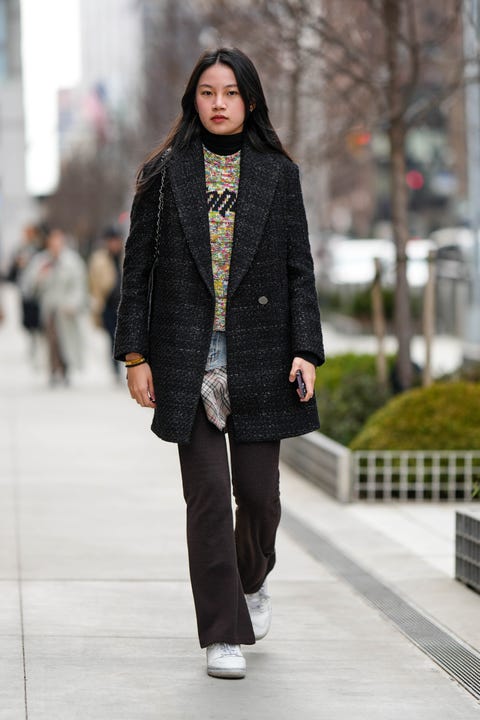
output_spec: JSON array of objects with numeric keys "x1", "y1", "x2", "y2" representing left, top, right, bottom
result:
[{"x1": 114, "y1": 137, "x2": 324, "y2": 443}]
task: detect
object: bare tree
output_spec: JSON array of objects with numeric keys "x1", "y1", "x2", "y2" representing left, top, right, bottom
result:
[
  {"x1": 45, "y1": 123, "x2": 136, "y2": 255},
  {"x1": 314, "y1": 0, "x2": 466, "y2": 388},
  {"x1": 207, "y1": 0, "x2": 471, "y2": 390}
]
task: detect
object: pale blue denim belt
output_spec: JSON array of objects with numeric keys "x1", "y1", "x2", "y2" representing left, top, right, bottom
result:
[{"x1": 205, "y1": 330, "x2": 227, "y2": 371}]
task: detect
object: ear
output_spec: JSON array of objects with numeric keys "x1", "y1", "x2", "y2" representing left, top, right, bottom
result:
[{"x1": 249, "y1": 102, "x2": 256, "y2": 112}]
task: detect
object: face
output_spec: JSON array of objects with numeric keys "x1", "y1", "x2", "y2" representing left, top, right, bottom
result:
[
  {"x1": 107, "y1": 236, "x2": 123, "y2": 255},
  {"x1": 195, "y1": 63, "x2": 246, "y2": 135},
  {"x1": 47, "y1": 230, "x2": 65, "y2": 258}
]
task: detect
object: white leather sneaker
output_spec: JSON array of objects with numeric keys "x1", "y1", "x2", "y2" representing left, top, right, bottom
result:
[
  {"x1": 206, "y1": 643, "x2": 246, "y2": 679},
  {"x1": 245, "y1": 581, "x2": 272, "y2": 640}
]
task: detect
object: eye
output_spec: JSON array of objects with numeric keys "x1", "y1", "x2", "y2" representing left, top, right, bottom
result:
[
  {"x1": 227, "y1": 90, "x2": 239, "y2": 96},
  {"x1": 200, "y1": 90, "x2": 212, "y2": 96}
]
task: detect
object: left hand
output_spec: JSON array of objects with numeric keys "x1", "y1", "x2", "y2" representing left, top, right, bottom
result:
[{"x1": 289, "y1": 357, "x2": 316, "y2": 403}]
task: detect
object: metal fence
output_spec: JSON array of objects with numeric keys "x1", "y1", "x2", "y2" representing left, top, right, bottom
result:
[
  {"x1": 352, "y1": 451, "x2": 480, "y2": 501},
  {"x1": 456, "y1": 510, "x2": 480, "y2": 593}
]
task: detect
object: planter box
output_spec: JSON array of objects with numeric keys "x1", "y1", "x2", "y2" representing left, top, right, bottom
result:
[
  {"x1": 280, "y1": 431, "x2": 352, "y2": 503},
  {"x1": 456, "y1": 510, "x2": 480, "y2": 594},
  {"x1": 281, "y1": 433, "x2": 480, "y2": 503}
]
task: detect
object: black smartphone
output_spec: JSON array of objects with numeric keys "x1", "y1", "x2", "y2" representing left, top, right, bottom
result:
[{"x1": 295, "y1": 370, "x2": 307, "y2": 398}]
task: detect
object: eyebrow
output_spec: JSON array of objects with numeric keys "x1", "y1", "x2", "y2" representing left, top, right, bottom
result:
[{"x1": 198, "y1": 83, "x2": 238, "y2": 88}]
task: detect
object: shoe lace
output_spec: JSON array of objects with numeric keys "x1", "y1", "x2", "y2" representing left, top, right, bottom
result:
[{"x1": 217, "y1": 643, "x2": 241, "y2": 656}]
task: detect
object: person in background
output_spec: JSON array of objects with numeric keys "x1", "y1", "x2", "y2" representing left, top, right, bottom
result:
[
  {"x1": 7, "y1": 224, "x2": 42, "y2": 285},
  {"x1": 88, "y1": 226, "x2": 124, "y2": 379},
  {"x1": 22, "y1": 228, "x2": 88, "y2": 386},
  {"x1": 7, "y1": 224, "x2": 46, "y2": 355},
  {"x1": 114, "y1": 47, "x2": 324, "y2": 679}
]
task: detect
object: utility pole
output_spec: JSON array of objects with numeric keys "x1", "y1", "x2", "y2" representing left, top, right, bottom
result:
[{"x1": 463, "y1": 0, "x2": 480, "y2": 366}]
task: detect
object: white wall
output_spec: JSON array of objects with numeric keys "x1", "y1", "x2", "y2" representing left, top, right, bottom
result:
[{"x1": 0, "y1": 0, "x2": 33, "y2": 268}]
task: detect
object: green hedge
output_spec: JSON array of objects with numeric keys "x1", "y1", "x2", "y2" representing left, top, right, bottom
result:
[
  {"x1": 319, "y1": 287, "x2": 423, "y2": 323},
  {"x1": 315, "y1": 354, "x2": 392, "y2": 446},
  {"x1": 350, "y1": 381, "x2": 480, "y2": 450}
]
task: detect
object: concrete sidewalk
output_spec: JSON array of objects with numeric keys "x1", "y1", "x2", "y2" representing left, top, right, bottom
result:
[{"x1": 1, "y1": 284, "x2": 479, "y2": 720}]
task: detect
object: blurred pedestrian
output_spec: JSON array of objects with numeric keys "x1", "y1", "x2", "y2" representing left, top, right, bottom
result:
[
  {"x1": 8, "y1": 224, "x2": 43, "y2": 282},
  {"x1": 7, "y1": 224, "x2": 45, "y2": 356},
  {"x1": 88, "y1": 226, "x2": 124, "y2": 379},
  {"x1": 22, "y1": 228, "x2": 88, "y2": 386},
  {"x1": 114, "y1": 47, "x2": 324, "y2": 679}
]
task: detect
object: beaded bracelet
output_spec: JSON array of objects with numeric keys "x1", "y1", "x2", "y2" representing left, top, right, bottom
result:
[{"x1": 125, "y1": 356, "x2": 147, "y2": 368}]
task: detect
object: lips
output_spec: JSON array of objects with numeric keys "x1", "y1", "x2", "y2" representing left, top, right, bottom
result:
[{"x1": 212, "y1": 115, "x2": 227, "y2": 121}]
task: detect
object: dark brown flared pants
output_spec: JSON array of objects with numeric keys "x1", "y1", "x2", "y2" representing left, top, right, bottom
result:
[{"x1": 178, "y1": 402, "x2": 281, "y2": 648}]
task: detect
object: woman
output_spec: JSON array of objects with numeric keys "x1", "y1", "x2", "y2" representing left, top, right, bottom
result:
[{"x1": 114, "y1": 47, "x2": 324, "y2": 679}]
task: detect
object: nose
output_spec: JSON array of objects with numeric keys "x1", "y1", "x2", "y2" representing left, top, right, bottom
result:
[{"x1": 213, "y1": 95, "x2": 226, "y2": 110}]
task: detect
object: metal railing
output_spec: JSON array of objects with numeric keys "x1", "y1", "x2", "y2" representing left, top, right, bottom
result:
[
  {"x1": 352, "y1": 450, "x2": 480, "y2": 501},
  {"x1": 456, "y1": 510, "x2": 480, "y2": 594}
]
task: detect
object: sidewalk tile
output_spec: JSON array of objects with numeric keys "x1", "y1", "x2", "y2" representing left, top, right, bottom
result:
[
  {"x1": 0, "y1": 637, "x2": 25, "y2": 720},
  {"x1": 0, "y1": 487, "x2": 17, "y2": 579},
  {"x1": 21, "y1": 581, "x2": 196, "y2": 638},
  {"x1": 22, "y1": 633, "x2": 480, "y2": 720},
  {"x1": 0, "y1": 581, "x2": 21, "y2": 635}
]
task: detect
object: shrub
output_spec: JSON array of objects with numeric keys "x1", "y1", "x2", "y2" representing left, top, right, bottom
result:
[
  {"x1": 315, "y1": 354, "x2": 393, "y2": 446},
  {"x1": 318, "y1": 287, "x2": 421, "y2": 323},
  {"x1": 350, "y1": 381, "x2": 480, "y2": 450}
]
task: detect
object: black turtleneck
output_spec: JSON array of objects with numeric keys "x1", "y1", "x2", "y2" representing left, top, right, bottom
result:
[{"x1": 201, "y1": 128, "x2": 243, "y2": 156}]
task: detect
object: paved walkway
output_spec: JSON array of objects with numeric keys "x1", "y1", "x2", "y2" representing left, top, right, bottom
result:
[{"x1": 1, "y1": 284, "x2": 479, "y2": 719}]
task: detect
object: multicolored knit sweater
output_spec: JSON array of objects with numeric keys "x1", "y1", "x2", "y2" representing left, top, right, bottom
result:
[{"x1": 203, "y1": 146, "x2": 241, "y2": 332}]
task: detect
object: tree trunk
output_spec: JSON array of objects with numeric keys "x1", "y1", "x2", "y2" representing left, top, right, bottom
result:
[
  {"x1": 384, "y1": 0, "x2": 412, "y2": 389},
  {"x1": 372, "y1": 257, "x2": 387, "y2": 387},
  {"x1": 422, "y1": 249, "x2": 436, "y2": 387},
  {"x1": 389, "y1": 117, "x2": 412, "y2": 389}
]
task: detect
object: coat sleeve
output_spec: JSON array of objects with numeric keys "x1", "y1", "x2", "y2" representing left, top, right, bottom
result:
[
  {"x1": 114, "y1": 175, "x2": 159, "y2": 361},
  {"x1": 285, "y1": 162, "x2": 325, "y2": 366}
]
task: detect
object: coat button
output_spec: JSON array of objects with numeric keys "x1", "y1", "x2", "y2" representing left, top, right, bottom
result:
[{"x1": 258, "y1": 296, "x2": 269, "y2": 305}]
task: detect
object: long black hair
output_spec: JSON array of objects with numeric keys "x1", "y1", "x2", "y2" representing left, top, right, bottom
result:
[{"x1": 136, "y1": 47, "x2": 291, "y2": 192}]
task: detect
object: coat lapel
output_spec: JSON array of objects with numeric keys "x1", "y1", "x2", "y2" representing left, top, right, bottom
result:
[
  {"x1": 168, "y1": 139, "x2": 214, "y2": 296},
  {"x1": 228, "y1": 142, "x2": 281, "y2": 298},
  {"x1": 168, "y1": 138, "x2": 281, "y2": 299}
]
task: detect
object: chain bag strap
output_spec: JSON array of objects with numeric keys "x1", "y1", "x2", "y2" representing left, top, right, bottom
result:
[
  {"x1": 148, "y1": 161, "x2": 168, "y2": 331},
  {"x1": 153, "y1": 164, "x2": 167, "y2": 265}
]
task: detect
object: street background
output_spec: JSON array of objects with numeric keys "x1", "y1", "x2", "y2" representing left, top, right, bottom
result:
[{"x1": 2, "y1": 1, "x2": 480, "y2": 717}]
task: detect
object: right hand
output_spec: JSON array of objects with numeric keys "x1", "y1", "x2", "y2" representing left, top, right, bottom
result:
[{"x1": 127, "y1": 362, "x2": 156, "y2": 408}]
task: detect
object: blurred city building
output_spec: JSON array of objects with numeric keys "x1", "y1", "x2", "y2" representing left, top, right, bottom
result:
[
  {"x1": 48, "y1": 0, "x2": 212, "y2": 251},
  {"x1": 0, "y1": 0, "x2": 33, "y2": 269},
  {"x1": 47, "y1": 0, "x2": 146, "y2": 252},
  {"x1": 58, "y1": 0, "x2": 142, "y2": 158}
]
